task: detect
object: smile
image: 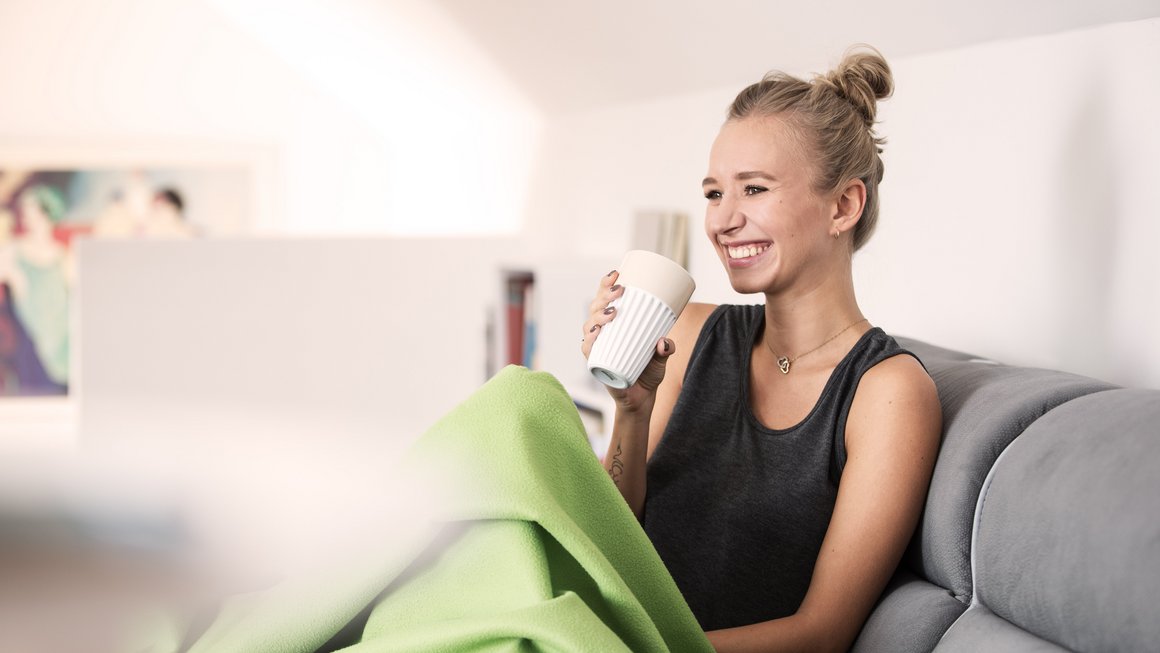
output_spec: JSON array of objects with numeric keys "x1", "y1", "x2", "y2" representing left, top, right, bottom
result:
[{"x1": 725, "y1": 242, "x2": 770, "y2": 260}]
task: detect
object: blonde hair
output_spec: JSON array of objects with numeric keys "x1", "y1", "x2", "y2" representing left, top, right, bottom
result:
[{"x1": 728, "y1": 45, "x2": 893, "y2": 252}]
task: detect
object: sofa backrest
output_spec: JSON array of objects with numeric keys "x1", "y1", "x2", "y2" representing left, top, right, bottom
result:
[
  {"x1": 855, "y1": 338, "x2": 1115, "y2": 652},
  {"x1": 933, "y1": 388, "x2": 1160, "y2": 651},
  {"x1": 894, "y1": 337, "x2": 1115, "y2": 602}
]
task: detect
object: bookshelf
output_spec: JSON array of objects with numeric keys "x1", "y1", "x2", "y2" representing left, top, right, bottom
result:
[
  {"x1": 493, "y1": 259, "x2": 617, "y2": 459},
  {"x1": 490, "y1": 213, "x2": 690, "y2": 459}
]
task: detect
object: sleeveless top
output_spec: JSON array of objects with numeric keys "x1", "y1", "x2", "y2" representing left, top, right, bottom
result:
[{"x1": 642, "y1": 304, "x2": 923, "y2": 631}]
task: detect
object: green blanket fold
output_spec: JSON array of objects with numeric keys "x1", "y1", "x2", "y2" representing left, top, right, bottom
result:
[{"x1": 190, "y1": 366, "x2": 713, "y2": 653}]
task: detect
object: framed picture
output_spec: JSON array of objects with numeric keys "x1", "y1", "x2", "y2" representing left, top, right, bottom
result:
[{"x1": 0, "y1": 158, "x2": 264, "y2": 400}]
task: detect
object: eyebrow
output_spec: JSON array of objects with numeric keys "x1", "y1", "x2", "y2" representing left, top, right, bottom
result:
[{"x1": 701, "y1": 171, "x2": 777, "y2": 186}]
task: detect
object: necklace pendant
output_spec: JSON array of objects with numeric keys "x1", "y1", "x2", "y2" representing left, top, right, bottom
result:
[{"x1": 777, "y1": 356, "x2": 790, "y2": 374}]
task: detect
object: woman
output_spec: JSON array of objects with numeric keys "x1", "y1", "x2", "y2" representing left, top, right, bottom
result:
[
  {"x1": 12, "y1": 185, "x2": 73, "y2": 388},
  {"x1": 581, "y1": 47, "x2": 942, "y2": 653}
]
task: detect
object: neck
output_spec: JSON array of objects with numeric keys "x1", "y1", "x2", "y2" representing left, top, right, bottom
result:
[{"x1": 761, "y1": 263, "x2": 865, "y2": 360}]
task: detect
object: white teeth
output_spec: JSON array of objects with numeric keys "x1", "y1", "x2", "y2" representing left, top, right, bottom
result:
[{"x1": 726, "y1": 244, "x2": 769, "y2": 259}]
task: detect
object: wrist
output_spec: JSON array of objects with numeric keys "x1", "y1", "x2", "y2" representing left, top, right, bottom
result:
[{"x1": 615, "y1": 396, "x2": 656, "y2": 419}]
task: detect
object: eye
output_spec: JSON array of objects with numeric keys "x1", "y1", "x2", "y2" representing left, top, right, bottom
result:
[
  {"x1": 744, "y1": 185, "x2": 768, "y2": 196},
  {"x1": 704, "y1": 189, "x2": 721, "y2": 201}
]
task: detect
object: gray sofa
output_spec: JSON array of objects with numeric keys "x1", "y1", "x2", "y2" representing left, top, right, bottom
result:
[{"x1": 850, "y1": 338, "x2": 1159, "y2": 652}]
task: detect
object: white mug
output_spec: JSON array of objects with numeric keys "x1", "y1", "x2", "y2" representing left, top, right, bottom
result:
[{"x1": 587, "y1": 250, "x2": 696, "y2": 389}]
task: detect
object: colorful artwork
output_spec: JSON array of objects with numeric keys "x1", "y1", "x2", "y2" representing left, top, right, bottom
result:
[{"x1": 0, "y1": 168, "x2": 245, "y2": 397}]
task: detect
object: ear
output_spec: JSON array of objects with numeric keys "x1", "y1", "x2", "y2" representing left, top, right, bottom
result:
[{"x1": 830, "y1": 178, "x2": 866, "y2": 236}]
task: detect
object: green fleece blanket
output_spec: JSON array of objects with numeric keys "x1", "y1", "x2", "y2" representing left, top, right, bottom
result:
[{"x1": 189, "y1": 366, "x2": 713, "y2": 653}]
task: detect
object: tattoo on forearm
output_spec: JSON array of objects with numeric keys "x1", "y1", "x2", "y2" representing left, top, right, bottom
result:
[{"x1": 609, "y1": 443, "x2": 625, "y2": 485}]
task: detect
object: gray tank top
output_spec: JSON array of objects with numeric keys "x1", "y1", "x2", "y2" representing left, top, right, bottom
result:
[{"x1": 642, "y1": 304, "x2": 922, "y2": 631}]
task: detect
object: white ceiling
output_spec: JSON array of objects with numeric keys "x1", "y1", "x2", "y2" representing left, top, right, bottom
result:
[{"x1": 433, "y1": 0, "x2": 1160, "y2": 114}]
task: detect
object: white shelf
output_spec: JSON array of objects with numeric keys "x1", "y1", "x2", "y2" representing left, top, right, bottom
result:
[
  {"x1": 494, "y1": 257, "x2": 619, "y2": 455},
  {"x1": 565, "y1": 381, "x2": 612, "y2": 412}
]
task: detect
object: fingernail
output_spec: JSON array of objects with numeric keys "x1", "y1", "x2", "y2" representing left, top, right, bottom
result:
[
  {"x1": 606, "y1": 269, "x2": 616, "y2": 277},
  {"x1": 663, "y1": 339, "x2": 671, "y2": 353},
  {"x1": 602, "y1": 307, "x2": 615, "y2": 315},
  {"x1": 589, "y1": 325, "x2": 599, "y2": 332},
  {"x1": 610, "y1": 284, "x2": 622, "y2": 292}
]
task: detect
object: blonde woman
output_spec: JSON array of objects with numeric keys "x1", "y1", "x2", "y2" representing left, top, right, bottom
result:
[{"x1": 582, "y1": 47, "x2": 942, "y2": 652}]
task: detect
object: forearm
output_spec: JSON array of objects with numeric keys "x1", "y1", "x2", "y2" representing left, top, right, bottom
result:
[
  {"x1": 705, "y1": 612, "x2": 843, "y2": 653},
  {"x1": 602, "y1": 401, "x2": 654, "y2": 519}
]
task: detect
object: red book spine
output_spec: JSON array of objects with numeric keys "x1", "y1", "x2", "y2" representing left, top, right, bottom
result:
[{"x1": 505, "y1": 279, "x2": 526, "y2": 366}]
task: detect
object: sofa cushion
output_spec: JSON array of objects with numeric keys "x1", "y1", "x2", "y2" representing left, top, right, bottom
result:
[
  {"x1": 893, "y1": 337, "x2": 1114, "y2": 602},
  {"x1": 932, "y1": 605, "x2": 1070, "y2": 652},
  {"x1": 850, "y1": 569, "x2": 966, "y2": 653},
  {"x1": 957, "y1": 388, "x2": 1160, "y2": 652}
]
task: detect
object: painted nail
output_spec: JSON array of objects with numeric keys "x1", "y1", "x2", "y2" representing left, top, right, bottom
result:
[
  {"x1": 606, "y1": 269, "x2": 616, "y2": 277},
  {"x1": 610, "y1": 284, "x2": 622, "y2": 292},
  {"x1": 603, "y1": 307, "x2": 615, "y2": 315},
  {"x1": 663, "y1": 339, "x2": 671, "y2": 353},
  {"x1": 589, "y1": 325, "x2": 599, "y2": 332}
]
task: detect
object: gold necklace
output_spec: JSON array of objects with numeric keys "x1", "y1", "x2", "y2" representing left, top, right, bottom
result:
[{"x1": 765, "y1": 318, "x2": 869, "y2": 374}]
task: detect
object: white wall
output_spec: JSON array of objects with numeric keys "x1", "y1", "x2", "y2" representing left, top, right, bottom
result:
[
  {"x1": 77, "y1": 238, "x2": 513, "y2": 447},
  {"x1": 0, "y1": 0, "x2": 541, "y2": 236},
  {"x1": 72, "y1": 238, "x2": 516, "y2": 572},
  {"x1": 866, "y1": 20, "x2": 1160, "y2": 388},
  {"x1": 524, "y1": 19, "x2": 1160, "y2": 389},
  {"x1": 0, "y1": 0, "x2": 542, "y2": 447}
]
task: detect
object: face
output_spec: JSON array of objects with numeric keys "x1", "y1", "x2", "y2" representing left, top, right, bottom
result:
[
  {"x1": 19, "y1": 192, "x2": 53, "y2": 238},
  {"x1": 703, "y1": 116, "x2": 837, "y2": 295}
]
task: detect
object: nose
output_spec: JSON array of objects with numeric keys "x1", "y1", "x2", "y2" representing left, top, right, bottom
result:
[{"x1": 706, "y1": 193, "x2": 744, "y2": 238}]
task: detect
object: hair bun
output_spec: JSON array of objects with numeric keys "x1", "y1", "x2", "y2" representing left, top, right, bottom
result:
[{"x1": 822, "y1": 45, "x2": 893, "y2": 126}]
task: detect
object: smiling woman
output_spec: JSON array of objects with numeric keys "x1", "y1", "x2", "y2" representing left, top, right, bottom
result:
[{"x1": 582, "y1": 45, "x2": 942, "y2": 653}]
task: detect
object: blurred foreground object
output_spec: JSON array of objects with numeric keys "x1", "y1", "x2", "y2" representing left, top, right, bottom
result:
[{"x1": 187, "y1": 367, "x2": 711, "y2": 653}]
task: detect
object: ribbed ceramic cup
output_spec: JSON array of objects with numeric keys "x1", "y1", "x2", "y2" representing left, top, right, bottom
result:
[{"x1": 588, "y1": 250, "x2": 696, "y2": 389}]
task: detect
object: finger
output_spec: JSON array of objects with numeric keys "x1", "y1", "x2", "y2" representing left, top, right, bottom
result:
[
  {"x1": 596, "y1": 269, "x2": 618, "y2": 294},
  {"x1": 588, "y1": 294, "x2": 607, "y2": 315},
  {"x1": 635, "y1": 338, "x2": 675, "y2": 392},
  {"x1": 580, "y1": 306, "x2": 620, "y2": 357},
  {"x1": 588, "y1": 281, "x2": 625, "y2": 316},
  {"x1": 579, "y1": 318, "x2": 602, "y2": 357},
  {"x1": 656, "y1": 337, "x2": 675, "y2": 357},
  {"x1": 584, "y1": 307, "x2": 617, "y2": 336},
  {"x1": 590, "y1": 269, "x2": 617, "y2": 305},
  {"x1": 605, "y1": 283, "x2": 624, "y2": 305}
]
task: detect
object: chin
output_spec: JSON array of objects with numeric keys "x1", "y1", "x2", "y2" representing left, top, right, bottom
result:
[
  {"x1": 728, "y1": 279, "x2": 770, "y2": 296},
  {"x1": 722, "y1": 269, "x2": 771, "y2": 295},
  {"x1": 720, "y1": 258, "x2": 776, "y2": 295}
]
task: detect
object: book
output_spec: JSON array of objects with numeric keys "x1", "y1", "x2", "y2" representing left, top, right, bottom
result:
[{"x1": 504, "y1": 274, "x2": 534, "y2": 366}]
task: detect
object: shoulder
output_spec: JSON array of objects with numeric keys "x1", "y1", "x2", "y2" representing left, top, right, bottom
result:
[
  {"x1": 647, "y1": 302, "x2": 721, "y2": 460},
  {"x1": 671, "y1": 302, "x2": 719, "y2": 340},
  {"x1": 663, "y1": 303, "x2": 718, "y2": 381},
  {"x1": 846, "y1": 350, "x2": 942, "y2": 453},
  {"x1": 865, "y1": 351, "x2": 936, "y2": 396},
  {"x1": 671, "y1": 302, "x2": 761, "y2": 340},
  {"x1": 667, "y1": 302, "x2": 757, "y2": 361},
  {"x1": 663, "y1": 303, "x2": 759, "y2": 392}
]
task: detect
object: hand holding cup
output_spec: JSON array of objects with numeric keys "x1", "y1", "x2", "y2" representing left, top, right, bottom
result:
[{"x1": 580, "y1": 250, "x2": 696, "y2": 406}]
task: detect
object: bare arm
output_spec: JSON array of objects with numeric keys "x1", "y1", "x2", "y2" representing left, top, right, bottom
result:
[
  {"x1": 580, "y1": 268, "x2": 714, "y2": 518},
  {"x1": 705, "y1": 354, "x2": 942, "y2": 653},
  {"x1": 601, "y1": 389, "x2": 656, "y2": 520},
  {"x1": 598, "y1": 301, "x2": 715, "y2": 519}
]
